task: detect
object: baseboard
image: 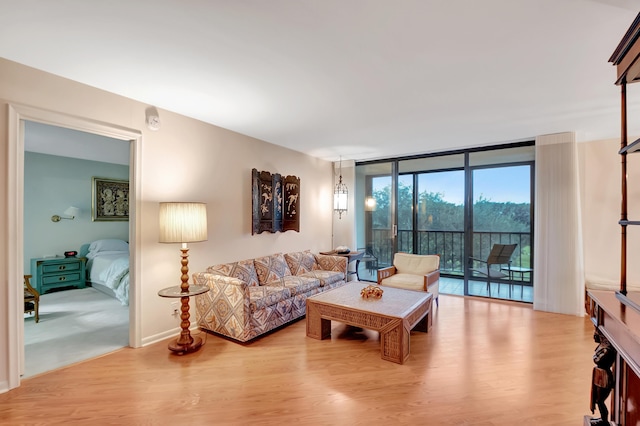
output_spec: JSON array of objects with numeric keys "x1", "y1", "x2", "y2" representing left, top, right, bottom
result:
[{"x1": 141, "y1": 325, "x2": 201, "y2": 347}]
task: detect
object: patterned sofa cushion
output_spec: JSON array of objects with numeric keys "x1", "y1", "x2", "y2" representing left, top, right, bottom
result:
[
  {"x1": 248, "y1": 285, "x2": 291, "y2": 312},
  {"x1": 206, "y1": 258, "x2": 260, "y2": 287},
  {"x1": 284, "y1": 251, "x2": 317, "y2": 275},
  {"x1": 265, "y1": 275, "x2": 320, "y2": 296},
  {"x1": 254, "y1": 253, "x2": 292, "y2": 285},
  {"x1": 299, "y1": 270, "x2": 344, "y2": 287},
  {"x1": 313, "y1": 254, "x2": 347, "y2": 274}
]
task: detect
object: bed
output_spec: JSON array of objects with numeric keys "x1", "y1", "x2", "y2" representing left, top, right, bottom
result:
[{"x1": 80, "y1": 239, "x2": 130, "y2": 306}]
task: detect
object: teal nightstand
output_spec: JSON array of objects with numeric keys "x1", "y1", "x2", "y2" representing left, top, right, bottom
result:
[{"x1": 30, "y1": 257, "x2": 86, "y2": 294}]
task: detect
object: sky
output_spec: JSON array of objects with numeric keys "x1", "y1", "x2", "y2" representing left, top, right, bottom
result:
[{"x1": 375, "y1": 165, "x2": 531, "y2": 205}]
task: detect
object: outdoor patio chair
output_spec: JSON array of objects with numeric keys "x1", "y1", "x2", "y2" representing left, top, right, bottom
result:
[
  {"x1": 470, "y1": 243, "x2": 517, "y2": 297},
  {"x1": 359, "y1": 244, "x2": 379, "y2": 273}
]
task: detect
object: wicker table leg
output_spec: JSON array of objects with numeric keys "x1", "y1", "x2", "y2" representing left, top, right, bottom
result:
[
  {"x1": 306, "y1": 301, "x2": 331, "y2": 339},
  {"x1": 380, "y1": 319, "x2": 405, "y2": 364}
]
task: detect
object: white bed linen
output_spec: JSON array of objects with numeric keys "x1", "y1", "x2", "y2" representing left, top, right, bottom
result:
[{"x1": 87, "y1": 252, "x2": 129, "y2": 305}]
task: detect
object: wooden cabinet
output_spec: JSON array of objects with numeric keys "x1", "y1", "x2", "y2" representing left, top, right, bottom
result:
[
  {"x1": 30, "y1": 257, "x2": 86, "y2": 294},
  {"x1": 585, "y1": 12, "x2": 640, "y2": 426}
]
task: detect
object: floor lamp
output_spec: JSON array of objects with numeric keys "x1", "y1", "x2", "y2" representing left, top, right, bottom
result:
[{"x1": 158, "y1": 202, "x2": 208, "y2": 354}]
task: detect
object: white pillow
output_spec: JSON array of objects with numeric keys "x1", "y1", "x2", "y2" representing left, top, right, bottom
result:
[
  {"x1": 86, "y1": 250, "x2": 129, "y2": 260},
  {"x1": 89, "y1": 239, "x2": 129, "y2": 254}
]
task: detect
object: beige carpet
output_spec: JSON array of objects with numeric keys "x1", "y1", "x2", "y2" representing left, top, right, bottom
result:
[{"x1": 23, "y1": 286, "x2": 129, "y2": 378}]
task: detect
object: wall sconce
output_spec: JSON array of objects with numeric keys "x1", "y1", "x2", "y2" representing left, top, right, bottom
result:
[
  {"x1": 333, "y1": 157, "x2": 348, "y2": 219},
  {"x1": 365, "y1": 196, "x2": 377, "y2": 212},
  {"x1": 51, "y1": 206, "x2": 81, "y2": 222}
]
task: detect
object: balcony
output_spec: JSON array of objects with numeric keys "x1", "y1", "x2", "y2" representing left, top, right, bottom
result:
[{"x1": 358, "y1": 228, "x2": 532, "y2": 303}]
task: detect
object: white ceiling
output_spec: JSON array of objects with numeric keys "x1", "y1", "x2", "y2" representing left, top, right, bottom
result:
[
  {"x1": 24, "y1": 121, "x2": 130, "y2": 165},
  {"x1": 3, "y1": 0, "x2": 640, "y2": 162}
]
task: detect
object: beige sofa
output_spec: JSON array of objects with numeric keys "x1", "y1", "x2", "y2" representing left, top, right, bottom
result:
[
  {"x1": 377, "y1": 253, "x2": 440, "y2": 305},
  {"x1": 193, "y1": 251, "x2": 348, "y2": 342}
]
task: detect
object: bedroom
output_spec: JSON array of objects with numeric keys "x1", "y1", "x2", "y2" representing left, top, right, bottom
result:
[{"x1": 23, "y1": 120, "x2": 131, "y2": 376}]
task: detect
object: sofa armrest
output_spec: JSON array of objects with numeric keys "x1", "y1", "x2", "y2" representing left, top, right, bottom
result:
[
  {"x1": 423, "y1": 270, "x2": 440, "y2": 291},
  {"x1": 192, "y1": 272, "x2": 252, "y2": 341},
  {"x1": 314, "y1": 254, "x2": 348, "y2": 278},
  {"x1": 377, "y1": 266, "x2": 397, "y2": 284}
]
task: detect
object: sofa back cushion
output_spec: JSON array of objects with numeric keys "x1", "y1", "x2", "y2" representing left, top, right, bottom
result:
[
  {"x1": 313, "y1": 254, "x2": 347, "y2": 275},
  {"x1": 206, "y1": 258, "x2": 260, "y2": 287},
  {"x1": 393, "y1": 253, "x2": 439, "y2": 275},
  {"x1": 254, "y1": 253, "x2": 292, "y2": 285},
  {"x1": 284, "y1": 251, "x2": 317, "y2": 275}
]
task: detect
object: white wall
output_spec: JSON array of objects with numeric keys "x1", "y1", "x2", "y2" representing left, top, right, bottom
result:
[
  {"x1": 332, "y1": 160, "x2": 356, "y2": 249},
  {"x1": 579, "y1": 138, "x2": 640, "y2": 291},
  {"x1": 0, "y1": 57, "x2": 335, "y2": 392},
  {"x1": 23, "y1": 152, "x2": 129, "y2": 272}
]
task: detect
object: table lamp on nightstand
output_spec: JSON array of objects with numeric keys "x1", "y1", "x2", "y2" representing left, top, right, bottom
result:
[{"x1": 158, "y1": 202, "x2": 208, "y2": 354}]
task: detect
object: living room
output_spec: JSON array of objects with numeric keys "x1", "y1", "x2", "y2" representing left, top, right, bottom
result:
[{"x1": 2, "y1": 1, "x2": 640, "y2": 424}]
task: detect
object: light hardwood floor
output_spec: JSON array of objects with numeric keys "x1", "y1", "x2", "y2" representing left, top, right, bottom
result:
[{"x1": 2, "y1": 294, "x2": 596, "y2": 425}]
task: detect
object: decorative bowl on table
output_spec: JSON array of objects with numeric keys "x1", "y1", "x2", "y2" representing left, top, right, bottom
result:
[{"x1": 361, "y1": 285, "x2": 383, "y2": 300}]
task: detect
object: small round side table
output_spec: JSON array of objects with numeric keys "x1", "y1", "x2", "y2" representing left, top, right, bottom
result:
[{"x1": 157, "y1": 284, "x2": 209, "y2": 354}]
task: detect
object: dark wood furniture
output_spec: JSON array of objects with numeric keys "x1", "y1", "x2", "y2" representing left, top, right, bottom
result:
[
  {"x1": 586, "y1": 291, "x2": 640, "y2": 425},
  {"x1": 23, "y1": 274, "x2": 39, "y2": 323},
  {"x1": 584, "y1": 12, "x2": 640, "y2": 426}
]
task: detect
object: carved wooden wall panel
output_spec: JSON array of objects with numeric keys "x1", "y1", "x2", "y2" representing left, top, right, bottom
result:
[{"x1": 252, "y1": 169, "x2": 299, "y2": 234}]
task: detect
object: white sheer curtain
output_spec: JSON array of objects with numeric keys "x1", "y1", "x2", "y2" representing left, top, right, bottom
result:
[{"x1": 534, "y1": 132, "x2": 585, "y2": 315}]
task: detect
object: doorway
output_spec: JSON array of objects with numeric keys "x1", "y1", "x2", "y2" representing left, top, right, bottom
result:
[
  {"x1": 7, "y1": 103, "x2": 142, "y2": 389},
  {"x1": 22, "y1": 121, "x2": 131, "y2": 377}
]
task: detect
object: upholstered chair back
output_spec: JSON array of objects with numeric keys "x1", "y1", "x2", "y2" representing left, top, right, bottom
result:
[{"x1": 393, "y1": 253, "x2": 439, "y2": 275}]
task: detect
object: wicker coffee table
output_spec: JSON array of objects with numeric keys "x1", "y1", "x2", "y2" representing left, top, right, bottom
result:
[{"x1": 306, "y1": 282, "x2": 433, "y2": 364}]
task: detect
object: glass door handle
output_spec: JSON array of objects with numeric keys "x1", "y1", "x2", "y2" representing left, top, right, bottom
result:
[{"x1": 392, "y1": 225, "x2": 397, "y2": 237}]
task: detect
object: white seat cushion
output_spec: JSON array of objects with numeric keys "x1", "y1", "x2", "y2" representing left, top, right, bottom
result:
[{"x1": 380, "y1": 273, "x2": 425, "y2": 291}]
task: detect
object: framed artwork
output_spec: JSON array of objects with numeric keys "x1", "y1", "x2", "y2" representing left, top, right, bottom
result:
[
  {"x1": 92, "y1": 177, "x2": 129, "y2": 221},
  {"x1": 252, "y1": 169, "x2": 299, "y2": 234}
]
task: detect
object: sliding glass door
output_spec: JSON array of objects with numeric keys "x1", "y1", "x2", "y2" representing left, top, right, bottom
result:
[
  {"x1": 397, "y1": 155, "x2": 465, "y2": 271},
  {"x1": 468, "y1": 162, "x2": 533, "y2": 299},
  {"x1": 416, "y1": 170, "x2": 465, "y2": 273},
  {"x1": 355, "y1": 143, "x2": 534, "y2": 302},
  {"x1": 356, "y1": 162, "x2": 395, "y2": 281}
]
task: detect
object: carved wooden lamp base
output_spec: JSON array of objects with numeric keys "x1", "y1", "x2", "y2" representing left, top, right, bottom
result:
[{"x1": 168, "y1": 335, "x2": 203, "y2": 354}]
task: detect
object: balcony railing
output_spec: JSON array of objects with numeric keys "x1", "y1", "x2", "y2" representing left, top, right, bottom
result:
[{"x1": 367, "y1": 228, "x2": 531, "y2": 283}]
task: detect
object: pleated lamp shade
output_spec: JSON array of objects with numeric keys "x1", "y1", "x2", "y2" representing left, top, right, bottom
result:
[{"x1": 159, "y1": 202, "x2": 208, "y2": 243}]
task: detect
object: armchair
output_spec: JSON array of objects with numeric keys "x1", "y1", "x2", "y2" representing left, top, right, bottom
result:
[{"x1": 377, "y1": 252, "x2": 440, "y2": 306}]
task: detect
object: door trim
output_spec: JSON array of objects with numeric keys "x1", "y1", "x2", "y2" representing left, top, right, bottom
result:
[{"x1": 7, "y1": 103, "x2": 142, "y2": 389}]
